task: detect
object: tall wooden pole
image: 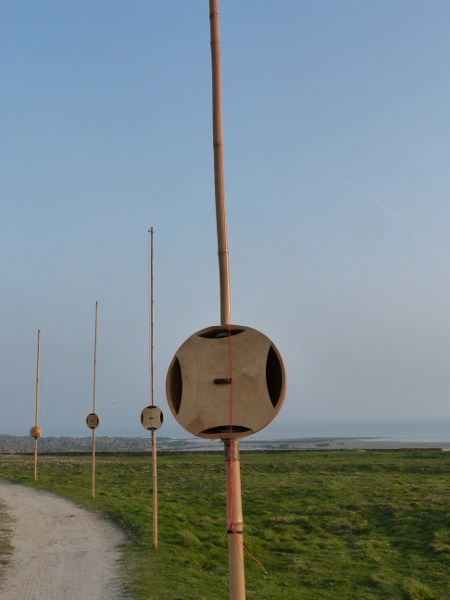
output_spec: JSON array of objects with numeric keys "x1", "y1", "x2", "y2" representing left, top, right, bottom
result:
[
  {"x1": 92, "y1": 301, "x2": 99, "y2": 498},
  {"x1": 224, "y1": 438, "x2": 245, "y2": 599},
  {"x1": 209, "y1": 2, "x2": 245, "y2": 598},
  {"x1": 149, "y1": 227, "x2": 158, "y2": 549},
  {"x1": 210, "y1": 0, "x2": 231, "y2": 326},
  {"x1": 34, "y1": 329, "x2": 41, "y2": 482}
]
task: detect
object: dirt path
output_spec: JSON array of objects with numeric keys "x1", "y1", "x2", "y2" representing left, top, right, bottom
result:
[{"x1": 0, "y1": 481, "x2": 126, "y2": 600}]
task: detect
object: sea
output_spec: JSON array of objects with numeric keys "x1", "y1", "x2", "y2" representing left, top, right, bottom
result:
[
  {"x1": 22, "y1": 418, "x2": 450, "y2": 447},
  {"x1": 254, "y1": 419, "x2": 450, "y2": 444}
]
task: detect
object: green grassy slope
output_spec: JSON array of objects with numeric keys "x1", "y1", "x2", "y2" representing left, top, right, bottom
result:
[{"x1": 1, "y1": 450, "x2": 450, "y2": 599}]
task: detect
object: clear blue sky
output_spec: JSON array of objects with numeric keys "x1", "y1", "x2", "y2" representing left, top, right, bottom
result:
[{"x1": 1, "y1": 1, "x2": 450, "y2": 439}]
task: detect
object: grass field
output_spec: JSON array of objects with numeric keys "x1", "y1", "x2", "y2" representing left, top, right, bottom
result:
[{"x1": 1, "y1": 449, "x2": 450, "y2": 599}]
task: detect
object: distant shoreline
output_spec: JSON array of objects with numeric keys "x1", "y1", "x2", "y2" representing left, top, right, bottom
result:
[{"x1": 1, "y1": 434, "x2": 450, "y2": 453}]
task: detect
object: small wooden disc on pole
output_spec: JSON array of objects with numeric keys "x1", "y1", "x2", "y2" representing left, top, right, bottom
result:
[
  {"x1": 150, "y1": 227, "x2": 158, "y2": 550},
  {"x1": 86, "y1": 302, "x2": 100, "y2": 499},
  {"x1": 31, "y1": 329, "x2": 41, "y2": 482},
  {"x1": 140, "y1": 227, "x2": 163, "y2": 550}
]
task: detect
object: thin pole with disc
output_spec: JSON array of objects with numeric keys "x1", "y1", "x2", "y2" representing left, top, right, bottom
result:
[
  {"x1": 150, "y1": 227, "x2": 158, "y2": 549},
  {"x1": 140, "y1": 228, "x2": 163, "y2": 549},
  {"x1": 91, "y1": 301, "x2": 99, "y2": 498},
  {"x1": 86, "y1": 303, "x2": 100, "y2": 496},
  {"x1": 166, "y1": 3, "x2": 286, "y2": 597},
  {"x1": 32, "y1": 329, "x2": 41, "y2": 482},
  {"x1": 209, "y1": 1, "x2": 245, "y2": 598}
]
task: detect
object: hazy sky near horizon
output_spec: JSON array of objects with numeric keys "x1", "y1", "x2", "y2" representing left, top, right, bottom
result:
[{"x1": 1, "y1": 1, "x2": 450, "y2": 439}]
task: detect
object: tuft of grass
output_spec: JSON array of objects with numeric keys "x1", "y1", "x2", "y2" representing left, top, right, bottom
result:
[
  {"x1": 1, "y1": 450, "x2": 450, "y2": 598},
  {"x1": 402, "y1": 577, "x2": 438, "y2": 600}
]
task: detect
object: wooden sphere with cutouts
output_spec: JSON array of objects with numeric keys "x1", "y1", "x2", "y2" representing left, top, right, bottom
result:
[
  {"x1": 86, "y1": 413, "x2": 100, "y2": 430},
  {"x1": 166, "y1": 325, "x2": 286, "y2": 439},
  {"x1": 29, "y1": 426, "x2": 42, "y2": 440},
  {"x1": 140, "y1": 405, "x2": 164, "y2": 431}
]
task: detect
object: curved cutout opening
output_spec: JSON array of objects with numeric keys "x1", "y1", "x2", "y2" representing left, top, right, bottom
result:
[
  {"x1": 198, "y1": 328, "x2": 244, "y2": 339},
  {"x1": 167, "y1": 357, "x2": 182, "y2": 414},
  {"x1": 266, "y1": 345, "x2": 283, "y2": 408},
  {"x1": 201, "y1": 425, "x2": 251, "y2": 435}
]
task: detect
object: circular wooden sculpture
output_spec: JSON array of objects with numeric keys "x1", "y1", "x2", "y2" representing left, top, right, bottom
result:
[
  {"x1": 29, "y1": 426, "x2": 42, "y2": 439},
  {"x1": 166, "y1": 325, "x2": 286, "y2": 439},
  {"x1": 86, "y1": 412, "x2": 100, "y2": 430},
  {"x1": 141, "y1": 406, "x2": 164, "y2": 431}
]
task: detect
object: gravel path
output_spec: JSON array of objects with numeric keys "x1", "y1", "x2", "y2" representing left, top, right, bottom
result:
[{"x1": 0, "y1": 481, "x2": 126, "y2": 600}]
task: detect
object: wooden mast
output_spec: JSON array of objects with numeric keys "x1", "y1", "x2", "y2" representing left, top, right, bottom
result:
[{"x1": 209, "y1": 2, "x2": 245, "y2": 598}]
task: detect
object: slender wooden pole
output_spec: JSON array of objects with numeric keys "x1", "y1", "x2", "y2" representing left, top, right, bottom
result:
[
  {"x1": 92, "y1": 301, "x2": 99, "y2": 498},
  {"x1": 210, "y1": 0, "x2": 231, "y2": 326},
  {"x1": 225, "y1": 439, "x2": 245, "y2": 599},
  {"x1": 93, "y1": 302, "x2": 98, "y2": 414},
  {"x1": 91, "y1": 428, "x2": 96, "y2": 497},
  {"x1": 33, "y1": 439, "x2": 38, "y2": 481},
  {"x1": 209, "y1": 2, "x2": 245, "y2": 598},
  {"x1": 151, "y1": 429, "x2": 158, "y2": 549},
  {"x1": 34, "y1": 329, "x2": 41, "y2": 482},
  {"x1": 149, "y1": 227, "x2": 158, "y2": 549},
  {"x1": 150, "y1": 229, "x2": 155, "y2": 408}
]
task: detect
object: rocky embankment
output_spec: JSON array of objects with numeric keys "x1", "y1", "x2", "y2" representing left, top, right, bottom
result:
[{"x1": 0, "y1": 434, "x2": 193, "y2": 453}]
